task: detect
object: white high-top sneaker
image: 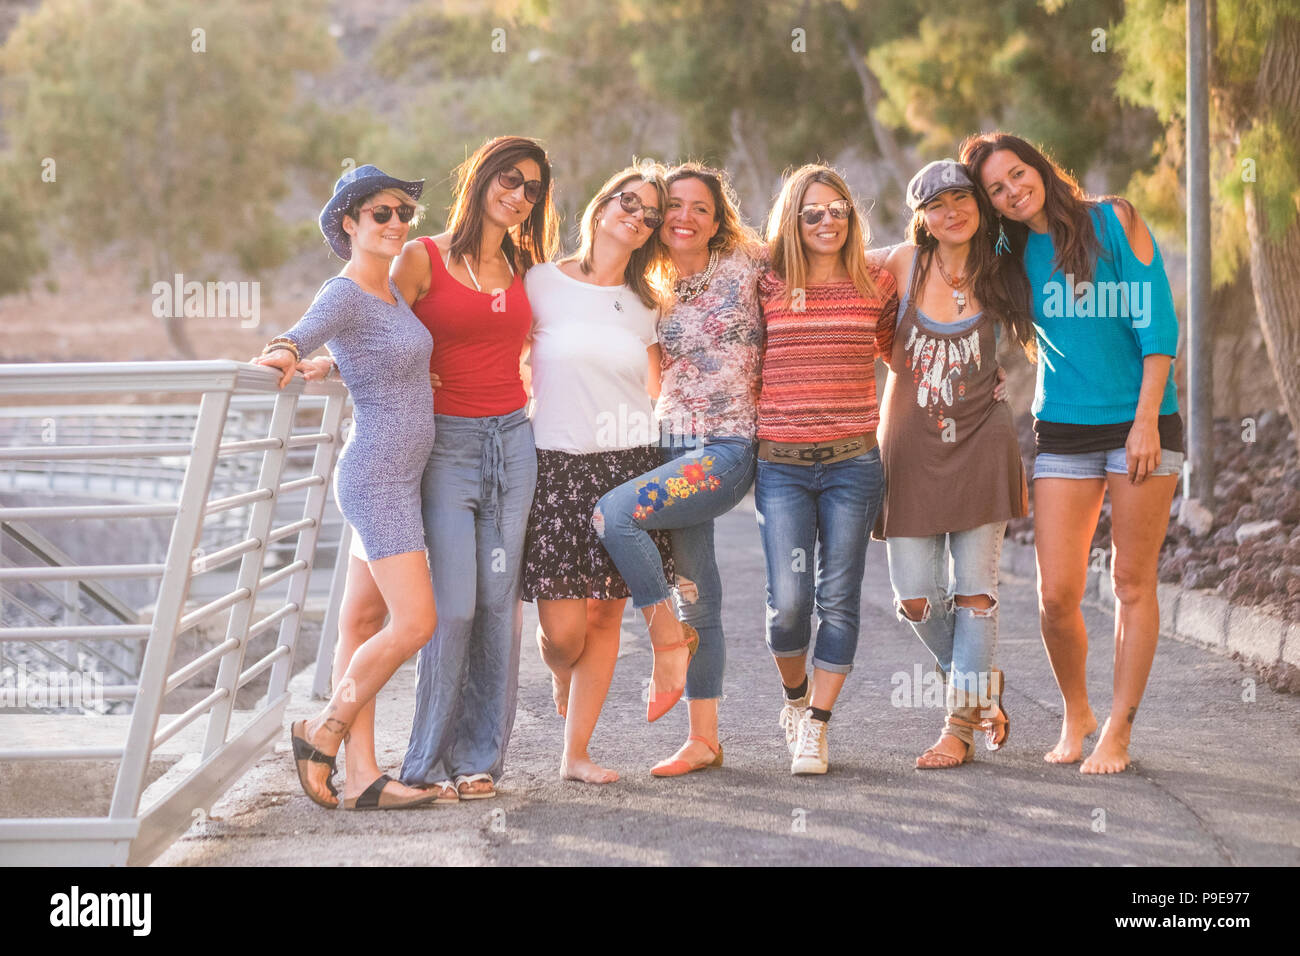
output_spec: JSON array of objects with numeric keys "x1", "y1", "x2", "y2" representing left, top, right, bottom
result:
[
  {"x1": 790, "y1": 711, "x2": 829, "y2": 775},
  {"x1": 778, "y1": 689, "x2": 810, "y2": 755}
]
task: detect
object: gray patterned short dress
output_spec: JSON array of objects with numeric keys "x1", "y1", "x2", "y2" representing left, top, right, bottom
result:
[{"x1": 283, "y1": 276, "x2": 435, "y2": 561}]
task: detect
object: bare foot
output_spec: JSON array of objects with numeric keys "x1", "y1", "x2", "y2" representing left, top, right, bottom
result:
[
  {"x1": 1043, "y1": 708, "x2": 1098, "y2": 764},
  {"x1": 551, "y1": 671, "x2": 570, "y2": 718},
  {"x1": 561, "y1": 755, "x2": 619, "y2": 784},
  {"x1": 1080, "y1": 718, "x2": 1132, "y2": 774}
]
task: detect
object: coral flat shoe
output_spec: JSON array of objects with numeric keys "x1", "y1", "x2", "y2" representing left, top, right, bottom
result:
[
  {"x1": 646, "y1": 622, "x2": 700, "y2": 723},
  {"x1": 650, "y1": 734, "x2": 723, "y2": 777}
]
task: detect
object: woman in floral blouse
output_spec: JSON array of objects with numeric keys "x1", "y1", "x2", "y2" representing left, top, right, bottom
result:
[{"x1": 595, "y1": 162, "x2": 766, "y2": 775}]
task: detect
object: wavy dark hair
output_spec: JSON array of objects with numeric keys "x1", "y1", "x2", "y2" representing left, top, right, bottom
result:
[
  {"x1": 446, "y1": 135, "x2": 560, "y2": 272},
  {"x1": 904, "y1": 170, "x2": 1035, "y2": 355},
  {"x1": 959, "y1": 131, "x2": 1134, "y2": 288},
  {"x1": 648, "y1": 161, "x2": 763, "y2": 297}
]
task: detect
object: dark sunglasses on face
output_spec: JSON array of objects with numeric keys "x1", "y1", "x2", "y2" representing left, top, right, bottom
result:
[
  {"x1": 497, "y1": 167, "x2": 544, "y2": 205},
  {"x1": 359, "y1": 203, "x2": 417, "y2": 224},
  {"x1": 799, "y1": 199, "x2": 852, "y2": 226},
  {"x1": 609, "y1": 191, "x2": 664, "y2": 229}
]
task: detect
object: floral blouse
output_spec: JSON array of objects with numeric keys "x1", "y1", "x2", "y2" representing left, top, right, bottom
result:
[{"x1": 654, "y1": 248, "x2": 766, "y2": 441}]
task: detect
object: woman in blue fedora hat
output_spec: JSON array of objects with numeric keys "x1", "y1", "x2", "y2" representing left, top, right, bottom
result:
[{"x1": 256, "y1": 164, "x2": 443, "y2": 810}]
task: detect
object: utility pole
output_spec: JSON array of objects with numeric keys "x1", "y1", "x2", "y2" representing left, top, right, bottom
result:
[{"x1": 1183, "y1": 0, "x2": 1215, "y2": 528}]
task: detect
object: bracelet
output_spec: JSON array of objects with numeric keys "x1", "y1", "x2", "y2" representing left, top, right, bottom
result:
[{"x1": 262, "y1": 337, "x2": 300, "y2": 362}]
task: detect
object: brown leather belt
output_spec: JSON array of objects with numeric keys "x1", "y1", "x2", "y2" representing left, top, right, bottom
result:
[{"x1": 757, "y1": 433, "x2": 876, "y2": 466}]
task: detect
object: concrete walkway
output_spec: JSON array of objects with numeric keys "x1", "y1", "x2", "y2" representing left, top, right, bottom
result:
[{"x1": 155, "y1": 497, "x2": 1300, "y2": 866}]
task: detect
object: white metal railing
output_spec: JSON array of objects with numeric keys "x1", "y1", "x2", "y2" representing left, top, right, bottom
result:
[{"x1": 0, "y1": 361, "x2": 349, "y2": 866}]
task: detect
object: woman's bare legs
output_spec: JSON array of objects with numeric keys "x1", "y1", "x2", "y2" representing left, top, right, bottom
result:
[
  {"x1": 1034, "y1": 478, "x2": 1106, "y2": 763},
  {"x1": 297, "y1": 549, "x2": 437, "y2": 804},
  {"x1": 332, "y1": 555, "x2": 430, "y2": 802},
  {"x1": 538, "y1": 597, "x2": 626, "y2": 784},
  {"x1": 1082, "y1": 472, "x2": 1178, "y2": 773}
]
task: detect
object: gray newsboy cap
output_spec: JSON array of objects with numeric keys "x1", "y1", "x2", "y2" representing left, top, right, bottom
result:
[{"x1": 906, "y1": 159, "x2": 976, "y2": 211}]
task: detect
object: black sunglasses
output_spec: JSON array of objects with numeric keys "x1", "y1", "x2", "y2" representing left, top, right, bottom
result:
[
  {"x1": 497, "y1": 167, "x2": 544, "y2": 205},
  {"x1": 609, "y1": 191, "x2": 664, "y2": 229},
  {"x1": 359, "y1": 203, "x2": 417, "y2": 224},
  {"x1": 799, "y1": 199, "x2": 852, "y2": 226}
]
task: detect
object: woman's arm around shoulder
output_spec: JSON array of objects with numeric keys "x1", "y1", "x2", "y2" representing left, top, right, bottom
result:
[{"x1": 392, "y1": 236, "x2": 436, "y2": 306}]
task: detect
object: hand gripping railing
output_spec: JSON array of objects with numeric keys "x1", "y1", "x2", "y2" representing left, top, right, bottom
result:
[{"x1": 0, "y1": 361, "x2": 349, "y2": 866}]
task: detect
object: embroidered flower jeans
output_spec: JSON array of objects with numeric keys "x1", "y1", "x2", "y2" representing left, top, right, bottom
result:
[{"x1": 594, "y1": 436, "x2": 757, "y2": 699}]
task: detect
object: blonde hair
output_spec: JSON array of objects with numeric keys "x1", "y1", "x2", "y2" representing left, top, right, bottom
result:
[
  {"x1": 564, "y1": 162, "x2": 669, "y2": 311},
  {"x1": 764, "y1": 164, "x2": 878, "y2": 307}
]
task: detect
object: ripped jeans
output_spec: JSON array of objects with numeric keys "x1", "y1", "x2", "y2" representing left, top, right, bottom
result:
[
  {"x1": 594, "y1": 435, "x2": 757, "y2": 699},
  {"x1": 885, "y1": 521, "x2": 1006, "y2": 705}
]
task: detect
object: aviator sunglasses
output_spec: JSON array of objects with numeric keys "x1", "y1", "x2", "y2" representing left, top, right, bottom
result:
[
  {"x1": 799, "y1": 198, "x2": 852, "y2": 226},
  {"x1": 497, "y1": 167, "x2": 545, "y2": 205},
  {"x1": 608, "y1": 191, "x2": 664, "y2": 229},
  {"x1": 358, "y1": 203, "x2": 417, "y2": 224}
]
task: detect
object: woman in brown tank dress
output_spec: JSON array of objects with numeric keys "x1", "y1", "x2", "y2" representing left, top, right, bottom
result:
[{"x1": 878, "y1": 160, "x2": 1034, "y2": 769}]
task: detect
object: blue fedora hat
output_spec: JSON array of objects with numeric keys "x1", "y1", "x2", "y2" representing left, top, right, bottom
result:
[{"x1": 319, "y1": 164, "x2": 424, "y2": 260}]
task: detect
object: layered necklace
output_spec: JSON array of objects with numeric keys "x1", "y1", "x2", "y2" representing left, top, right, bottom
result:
[
  {"x1": 933, "y1": 249, "x2": 969, "y2": 316},
  {"x1": 673, "y1": 249, "x2": 720, "y2": 303}
]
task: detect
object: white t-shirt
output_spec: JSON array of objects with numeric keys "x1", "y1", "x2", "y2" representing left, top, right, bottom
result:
[{"x1": 525, "y1": 262, "x2": 659, "y2": 454}]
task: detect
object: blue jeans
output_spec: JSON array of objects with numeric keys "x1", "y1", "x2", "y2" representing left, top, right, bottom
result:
[
  {"x1": 754, "y1": 448, "x2": 885, "y2": 674},
  {"x1": 1033, "y1": 447, "x2": 1185, "y2": 480},
  {"x1": 594, "y1": 436, "x2": 757, "y2": 699},
  {"x1": 885, "y1": 521, "x2": 1005, "y2": 700},
  {"x1": 399, "y1": 407, "x2": 537, "y2": 785}
]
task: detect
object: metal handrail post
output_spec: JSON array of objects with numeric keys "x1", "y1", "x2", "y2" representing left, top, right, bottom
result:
[
  {"x1": 200, "y1": 390, "x2": 299, "y2": 760},
  {"x1": 312, "y1": 519, "x2": 351, "y2": 699},
  {"x1": 107, "y1": 390, "x2": 232, "y2": 820},
  {"x1": 265, "y1": 389, "x2": 347, "y2": 703}
]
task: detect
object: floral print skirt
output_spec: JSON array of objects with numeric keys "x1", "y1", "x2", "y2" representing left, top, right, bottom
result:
[{"x1": 523, "y1": 446, "x2": 674, "y2": 602}]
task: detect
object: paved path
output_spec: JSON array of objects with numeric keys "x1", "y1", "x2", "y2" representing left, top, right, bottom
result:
[{"x1": 157, "y1": 496, "x2": 1300, "y2": 866}]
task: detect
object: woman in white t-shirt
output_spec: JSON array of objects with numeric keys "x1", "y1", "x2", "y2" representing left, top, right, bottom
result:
[{"x1": 522, "y1": 164, "x2": 675, "y2": 784}]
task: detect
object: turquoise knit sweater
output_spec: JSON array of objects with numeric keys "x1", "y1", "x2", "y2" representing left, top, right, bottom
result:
[{"x1": 1023, "y1": 201, "x2": 1180, "y2": 424}]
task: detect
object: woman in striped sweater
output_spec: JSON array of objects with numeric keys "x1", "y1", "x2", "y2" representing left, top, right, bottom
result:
[{"x1": 755, "y1": 165, "x2": 897, "y2": 775}]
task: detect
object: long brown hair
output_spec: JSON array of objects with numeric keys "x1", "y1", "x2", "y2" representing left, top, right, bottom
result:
[
  {"x1": 447, "y1": 135, "x2": 560, "y2": 272},
  {"x1": 904, "y1": 172, "x2": 1035, "y2": 354},
  {"x1": 565, "y1": 163, "x2": 669, "y2": 310},
  {"x1": 959, "y1": 131, "x2": 1133, "y2": 288},
  {"x1": 764, "y1": 164, "x2": 879, "y2": 308}
]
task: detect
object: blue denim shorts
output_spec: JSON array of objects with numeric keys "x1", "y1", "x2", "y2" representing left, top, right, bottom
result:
[{"x1": 1033, "y1": 447, "x2": 1185, "y2": 480}]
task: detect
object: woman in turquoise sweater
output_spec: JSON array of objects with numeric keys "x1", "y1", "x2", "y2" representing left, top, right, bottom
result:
[{"x1": 962, "y1": 132, "x2": 1182, "y2": 775}]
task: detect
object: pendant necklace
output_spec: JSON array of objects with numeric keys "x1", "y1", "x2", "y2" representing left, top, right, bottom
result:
[{"x1": 934, "y1": 249, "x2": 968, "y2": 315}]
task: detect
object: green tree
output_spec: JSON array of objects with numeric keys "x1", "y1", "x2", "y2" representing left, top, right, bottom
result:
[
  {"x1": 0, "y1": 157, "x2": 50, "y2": 297},
  {"x1": 1115, "y1": 0, "x2": 1300, "y2": 451},
  {"x1": 1, "y1": 0, "x2": 349, "y2": 355}
]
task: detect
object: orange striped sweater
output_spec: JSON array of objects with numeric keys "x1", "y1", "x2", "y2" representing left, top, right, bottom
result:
[{"x1": 756, "y1": 264, "x2": 899, "y2": 442}]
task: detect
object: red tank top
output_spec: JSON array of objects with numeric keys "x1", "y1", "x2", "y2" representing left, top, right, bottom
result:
[{"x1": 411, "y1": 236, "x2": 533, "y2": 417}]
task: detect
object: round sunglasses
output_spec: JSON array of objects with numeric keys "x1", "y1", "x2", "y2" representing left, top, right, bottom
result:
[
  {"x1": 497, "y1": 167, "x2": 544, "y2": 205},
  {"x1": 608, "y1": 191, "x2": 664, "y2": 229},
  {"x1": 799, "y1": 199, "x2": 852, "y2": 226},
  {"x1": 358, "y1": 203, "x2": 417, "y2": 225}
]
